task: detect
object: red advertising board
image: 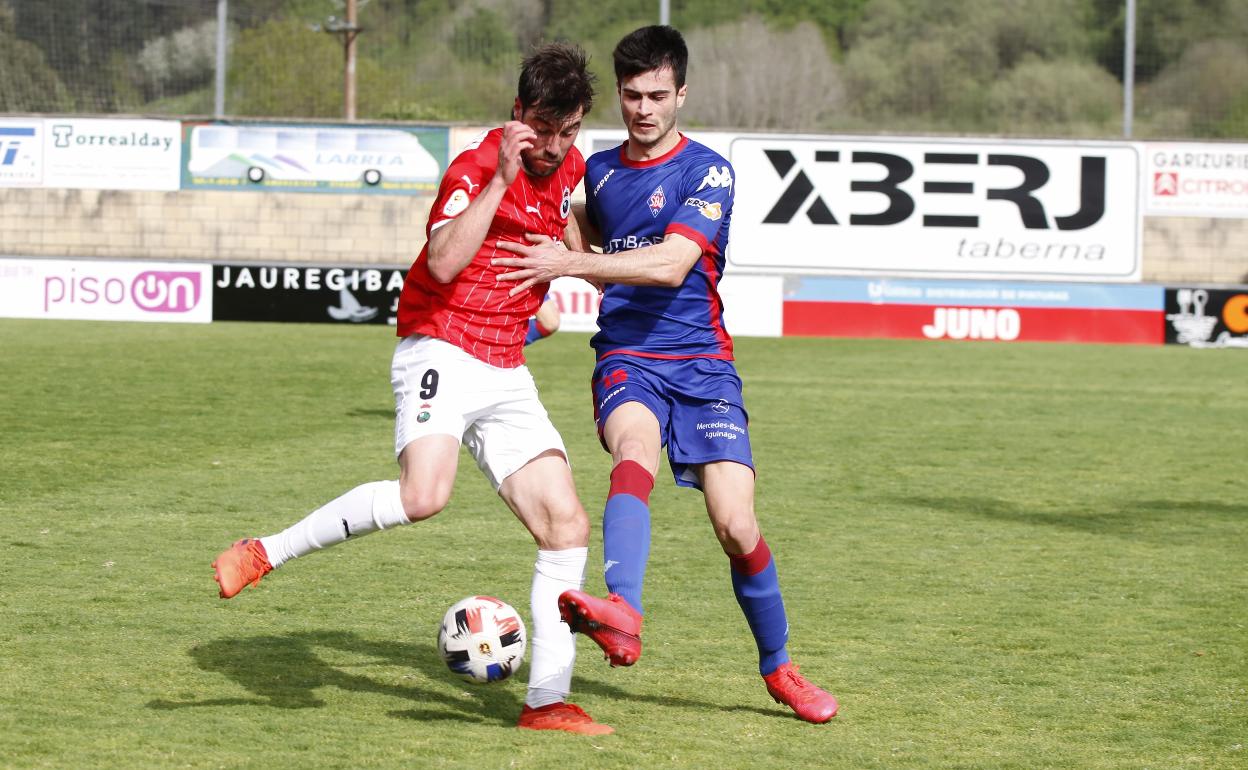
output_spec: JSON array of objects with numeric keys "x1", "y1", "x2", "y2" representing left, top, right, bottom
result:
[
  {"x1": 784, "y1": 302, "x2": 1162, "y2": 344},
  {"x1": 782, "y1": 278, "x2": 1164, "y2": 345}
]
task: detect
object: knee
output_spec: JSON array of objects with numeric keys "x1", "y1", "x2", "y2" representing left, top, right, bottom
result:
[
  {"x1": 539, "y1": 505, "x2": 590, "y2": 550},
  {"x1": 711, "y1": 512, "x2": 760, "y2": 554},
  {"x1": 613, "y1": 436, "x2": 650, "y2": 466},
  {"x1": 399, "y1": 483, "x2": 449, "y2": 522}
]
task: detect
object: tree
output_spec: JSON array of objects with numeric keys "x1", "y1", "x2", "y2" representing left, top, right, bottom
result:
[
  {"x1": 229, "y1": 18, "x2": 387, "y2": 119},
  {"x1": 11, "y1": 0, "x2": 205, "y2": 111},
  {"x1": 1141, "y1": 38, "x2": 1248, "y2": 138},
  {"x1": 684, "y1": 17, "x2": 843, "y2": 131},
  {"x1": 0, "y1": 4, "x2": 73, "y2": 112},
  {"x1": 841, "y1": 0, "x2": 1109, "y2": 134}
]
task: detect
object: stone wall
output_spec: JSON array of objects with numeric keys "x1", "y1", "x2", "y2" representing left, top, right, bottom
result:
[
  {"x1": 3, "y1": 186, "x2": 1245, "y2": 284},
  {"x1": 1142, "y1": 216, "x2": 1248, "y2": 285},
  {"x1": 1, "y1": 187, "x2": 432, "y2": 266}
]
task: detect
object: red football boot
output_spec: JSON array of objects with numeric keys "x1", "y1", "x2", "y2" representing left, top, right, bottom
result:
[
  {"x1": 517, "y1": 702, "x2": 614, "y2": 735},
  {"x1": 212, "y1": 538, "x2": 272, "y2": 599},
  {"x1": 558, "y1": 590, "x2": 642, "y2": 667},
  {"x1": 763, "y1": 662, "x2": 839, "y2": 723}
]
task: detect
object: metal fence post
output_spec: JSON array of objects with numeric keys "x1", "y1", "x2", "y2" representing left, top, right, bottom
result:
[
  {"x1": 1123, "y1": 0, "x2": 1136, "y2": 138},
  {"x1": 214, "y1": 0, "x2": 227, "y2": 118}
]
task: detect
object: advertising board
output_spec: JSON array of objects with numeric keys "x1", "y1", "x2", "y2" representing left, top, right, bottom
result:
[
  {"x1": 783, "y1": 277, "x2": 1163, "y2": 344},
  {"x1": 211, "y1": 264, "x2": 603, "y2": 335},
  {"x1": 43, "y1": 118, "x2": 181, "y2": 191},
  {"x1": 0, "y1": 258, "x2": 212, "y2": 323},
  {"x1": 183, "y1": 123, "x2": 449, "y2": 194},
  {"x1": 1144, "y1": 142, "x2": 1248, "y2": 218},
  {"x1": 729, "y1": 136, "x2": 1142, "y2": 282},
  {"x1": 0, "y1": 120, "x2": 43, "y2": 187},
  {"x1": 1164, "y1": 287, "x2": 1248, "y2": 348}
]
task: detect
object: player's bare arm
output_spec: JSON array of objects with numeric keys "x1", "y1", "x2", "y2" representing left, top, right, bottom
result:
[
  {"x1": 569, "y1": 202, "x2": 601, "y2": 249},
  {"x1": 561, "y1": 208, "x2": 590, "y2": 253},
  {"x1": 425, "y1": 121, "x2": 534, "y2": 284},
  {"x1": 559, "y1": 206, "x2": 606, "y2": 293},
  {"x1": 492, "y1": 232, "x2": 701, "y2": 295}
]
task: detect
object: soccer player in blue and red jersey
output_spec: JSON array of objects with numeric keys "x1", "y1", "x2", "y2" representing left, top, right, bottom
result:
[
  {"x1": 525, "y1": 294, "x2": 560, "y2": 345},
  {"x1": 494, "y1": 26, "x2": 839, "y2": 723},
  {"x1": 211, "y1": 44, "x2": 612, "y2": 735}
]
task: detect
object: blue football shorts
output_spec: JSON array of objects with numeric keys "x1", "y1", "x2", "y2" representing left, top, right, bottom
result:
[{"x1": 590, "y1": 355, "x2": 754, "y2": 489}]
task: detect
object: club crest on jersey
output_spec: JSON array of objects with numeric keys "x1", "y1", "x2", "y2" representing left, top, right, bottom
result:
[
  {"x1": 561, "y1": 186, "x2": 572, "y2": 219},
  {"x1": 648, "y1": 185, "x2": 666, "y2": 217}
]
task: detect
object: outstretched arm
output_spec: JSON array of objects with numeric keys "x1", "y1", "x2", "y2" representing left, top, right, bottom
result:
[
  {"x1": 492, "y1": 232, "x2": 701, "y2": 296},
  {"x1": 425, "y1": 122, "x2": 532, "y2": 284}
]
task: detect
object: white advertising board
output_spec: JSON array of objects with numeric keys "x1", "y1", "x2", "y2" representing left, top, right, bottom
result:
[
  {"x1": 0, "y1": 119, "x2": 44, "y2": 187},
  {"x1": 0, "y1": 258, "x2": 212, "y2": 323},
  {"x1": 544, "y1": 275, "x2": 781, "y2": 338},
  {"x1": 547, "y1": 276, "x2": 601, "y2": 333},
  {"x1": 42, "y1": 118, "x2": 182, "y2": 191},
  {"x1": 728, "y1": 136, "x2": 1142, "y2": 282},
  {"x1": 1144, "y1": 142, "x2": 1248, "y2": 218}
]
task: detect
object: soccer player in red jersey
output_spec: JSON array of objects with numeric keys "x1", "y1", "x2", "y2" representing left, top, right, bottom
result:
[
  {"x1": 493, "y1": 26, "x2": 839, "y2": 724},
  {"x1": 211, "y1": 43, "x2": 612, "y2": 735}
]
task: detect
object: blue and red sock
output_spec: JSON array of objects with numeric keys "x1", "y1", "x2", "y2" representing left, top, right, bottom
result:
[
  {"x1": 524, "y1": 318, "x2": 554, "y2": 345},
  {"x1": 729, "y1": 535, "x2": 791, "y2": 676},
  {"x1": 601, "y1": 460, "x2": 653, "y2": 615}
]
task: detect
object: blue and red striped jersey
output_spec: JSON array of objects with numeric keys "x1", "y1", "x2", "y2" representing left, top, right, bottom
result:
[{"x1": 586, "y1": 134, "x2": 735, "y2": 361}]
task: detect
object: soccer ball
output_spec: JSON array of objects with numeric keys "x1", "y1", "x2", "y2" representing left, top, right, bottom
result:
[{"x1": 436, "y1": 595, "x2": 527, "y2": 684}]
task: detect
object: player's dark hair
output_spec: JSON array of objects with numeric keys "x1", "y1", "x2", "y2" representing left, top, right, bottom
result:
[
  {"x1": 613, "y1": 25, "x2": 688, "y2": 88},
  {"x1": 517, "y1": 42, "x2": 595, "y2": 121}
]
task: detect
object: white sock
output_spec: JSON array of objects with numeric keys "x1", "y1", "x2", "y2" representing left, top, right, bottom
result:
[
  {"x1": 524, "y1": 547, "x2": 587, "y2": 709},
  {"x1": 259, "y1": 480, "x2": 407, "y2": 569}
]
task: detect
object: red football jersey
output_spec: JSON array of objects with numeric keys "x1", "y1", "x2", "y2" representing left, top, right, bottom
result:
[{"x1": 396, "y1": 127, "x2": 584, "y2": 368}]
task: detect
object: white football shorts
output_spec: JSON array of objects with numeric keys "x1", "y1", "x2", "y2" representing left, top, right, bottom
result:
[{"x1": 391, "y1": 334, "x2": 568, "y2": 490}]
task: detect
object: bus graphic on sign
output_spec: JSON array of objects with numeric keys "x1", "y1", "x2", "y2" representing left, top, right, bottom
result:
[{"x1": 185, "y1": 124, "x2": 445, "y2": 192}]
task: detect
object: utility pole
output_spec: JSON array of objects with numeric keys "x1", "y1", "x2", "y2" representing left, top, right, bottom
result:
[
  {"x1": 323, "y1": 0, "x2": 363, "y2": 121},
  {"x1": 1123, "y1": 0, "x2": 1136, "y2": 138},
  {"x1": 213, "y1": 0, "x2": 227, "y2": 118}
]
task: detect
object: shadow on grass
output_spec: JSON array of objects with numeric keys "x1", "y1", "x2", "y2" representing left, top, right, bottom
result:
[
  {"x1": 146, "y1": 630, "x2": 516, "y2": 725},
  {"x1": 147, "y1": 629, "x2": 788, "y2": 723},
  {"x1": 346, "y1": 408, "x2": 394, "y2": 420},
  {"x1": 571, "y1": 675, "x2": 787, "y2": 721},
  {"x1": 894, "y1": 495, "x2": 1247, "y2": 539}
]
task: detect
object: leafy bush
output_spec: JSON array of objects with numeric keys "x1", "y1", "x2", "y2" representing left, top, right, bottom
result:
[
  {"x1": 684, "y1": 17, "x2": 844, "y2": 130},
  {"x1": 0, "y1": 7, "x2": 72, "y2": 112},
  {"x1": 986, "y1": 57, "x2": 1121, "y2": 137}
]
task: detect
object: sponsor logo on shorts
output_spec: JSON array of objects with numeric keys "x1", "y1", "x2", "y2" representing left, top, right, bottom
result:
[
  {"x1": 710, "y1": 399, "x2": 730, "y2": 414},
  {"x1": 696, "y1": 419, "x2": 745, "y2": 441},
  {"x1": 417, "y1": 411, "x2": 431, "y2": 423},
  {"x1": 598, "y1": 385, "x2": 626, "y2": 411}
]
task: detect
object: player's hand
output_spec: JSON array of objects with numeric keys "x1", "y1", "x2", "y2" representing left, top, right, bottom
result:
[
  {"x1": 497, "y1": 121, "x2": 534, "y2": 187},
  {"x1": 493, "y1": 234, "x2": 573, "y2": 296}
]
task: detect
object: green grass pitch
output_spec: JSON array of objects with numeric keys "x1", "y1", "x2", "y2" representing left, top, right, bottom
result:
[{"x1": 1, "y1": 318, "x2": 1245, "y2": 769}]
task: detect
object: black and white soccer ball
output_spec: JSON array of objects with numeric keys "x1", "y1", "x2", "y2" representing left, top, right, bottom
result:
[{"x1": 436, "y1": 595, "x2": 527, "y2": 684}]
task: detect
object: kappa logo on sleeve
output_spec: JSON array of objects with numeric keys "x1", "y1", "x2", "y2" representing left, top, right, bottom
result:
[{"x1": 696, "y1": 165, "x2": 733, "y2": 193}]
